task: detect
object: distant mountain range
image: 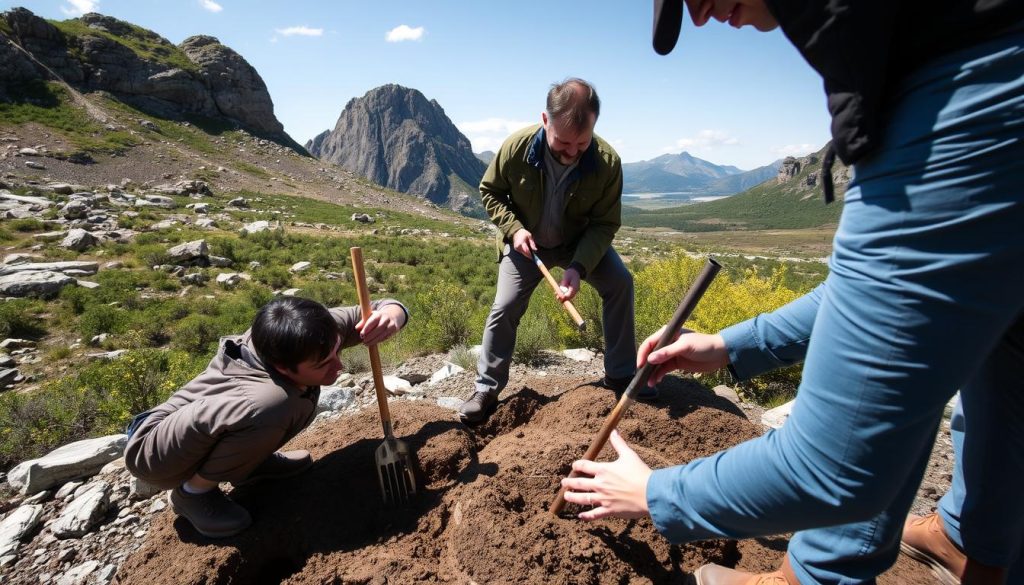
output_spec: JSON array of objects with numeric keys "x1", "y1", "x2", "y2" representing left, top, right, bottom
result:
[
  {"x1": 623, "y1": 143, "x2": 850, "y2": 231},
  {"x1": 622, "y1": 151, "x2": 781, "y2": 195}
]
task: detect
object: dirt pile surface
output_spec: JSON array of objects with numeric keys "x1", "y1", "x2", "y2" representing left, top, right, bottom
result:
[{"x1": 114, "y1": 378, "x2": 935, "y2": 584}]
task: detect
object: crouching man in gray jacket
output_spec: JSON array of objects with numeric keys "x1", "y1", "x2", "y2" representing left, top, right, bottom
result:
[{"x1": 124, "y1": 296, "x2": 408, "y2": 538}]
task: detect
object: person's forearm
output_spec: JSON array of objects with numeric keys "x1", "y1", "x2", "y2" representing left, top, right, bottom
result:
[{"x1": 720, "y1": 282, "x2": 825, "y2": 380}]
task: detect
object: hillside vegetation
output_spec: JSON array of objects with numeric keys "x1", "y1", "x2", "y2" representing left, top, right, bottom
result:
[{"x1": 623, "y1": 147, "x2": 849, "y2": 232}]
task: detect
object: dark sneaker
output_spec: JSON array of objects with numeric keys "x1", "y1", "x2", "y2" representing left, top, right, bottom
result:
[
  {"x1": 602, "y1": 375, "x2": 659, "y2": 402},
  {"x1": 234, "y1": 450, "x2": 313, "y2": 487},
  {"x1": 458, "y1": 391, "x2": 498, "y2": 424},
  {"x1": 168, "y1": 485, "x2": 252, "y2": 538}
]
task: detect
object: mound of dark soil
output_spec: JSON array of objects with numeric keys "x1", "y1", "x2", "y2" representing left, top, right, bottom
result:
[{"x1": 114, "y1": 378, "x2": 934, "y2": 584}]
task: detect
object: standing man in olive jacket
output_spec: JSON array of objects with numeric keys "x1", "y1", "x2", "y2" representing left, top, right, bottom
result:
[{"x1": 458, "y1": 77, "x2": 655, "y2": 425}]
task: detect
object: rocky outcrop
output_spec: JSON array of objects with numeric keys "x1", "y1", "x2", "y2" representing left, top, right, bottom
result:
[
  {"x1": 306, "y1": 84, "x2": 487, "y2": 216},
  {"x1": 179, "y1": 35, "x2": 283, "y2": 136},
  {"x1": 0, "y1": 8, "x2": 292, "y2": 146}
]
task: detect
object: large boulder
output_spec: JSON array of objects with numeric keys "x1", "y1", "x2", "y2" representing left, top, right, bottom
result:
[
  {"x1": 0, "y1": 504, "x2": 44, "y2": 564},
  {"x1": 0, "y1": 270, "x2": 76, "y2": 298},
  {"x1": 7, "y1": 434, "x2": 127, "y2": 495}
]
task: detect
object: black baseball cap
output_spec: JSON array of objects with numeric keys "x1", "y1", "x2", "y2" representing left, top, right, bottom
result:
[{"x1": 652, "y1": 0, "x2": 684, "y2": 55}]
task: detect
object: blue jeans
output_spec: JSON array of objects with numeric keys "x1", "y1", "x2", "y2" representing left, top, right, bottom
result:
[{"x1": 646, "y1": 24, "x2": 1024, "y2": 584}]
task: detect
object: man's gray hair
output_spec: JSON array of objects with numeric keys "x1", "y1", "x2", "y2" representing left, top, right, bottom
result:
[{"x1": 546, "y1": 78, "x2": 600, "y2": 133}]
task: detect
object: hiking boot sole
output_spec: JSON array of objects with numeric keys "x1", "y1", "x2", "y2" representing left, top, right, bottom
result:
[{"x1": 900, "y1": 542, "x2": 960, "y2": 585}]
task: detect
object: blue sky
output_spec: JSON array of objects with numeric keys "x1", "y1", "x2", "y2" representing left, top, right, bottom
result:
[{"x1": 3, "y1": 0, "x2": 832, "y2": 169}]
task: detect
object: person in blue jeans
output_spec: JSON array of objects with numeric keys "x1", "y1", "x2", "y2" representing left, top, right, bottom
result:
[{"x1": 559, "y1": 1, "x2": 1024, "y2": 584}]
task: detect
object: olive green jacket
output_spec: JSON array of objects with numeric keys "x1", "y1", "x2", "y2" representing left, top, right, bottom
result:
[{"x1": 480, "y1": 124, "x2": 623, "y2": 275}]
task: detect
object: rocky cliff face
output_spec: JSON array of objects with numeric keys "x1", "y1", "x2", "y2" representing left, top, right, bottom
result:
[
  {"x1": 306, "y1": 84, "x2": 486, "y2": 216},
  {"x1": 776, "y1": 147, "x2": 851, "y2": 195},
  {"x1": 0, "y1": 8, "x2": 289, "y2": 144}
]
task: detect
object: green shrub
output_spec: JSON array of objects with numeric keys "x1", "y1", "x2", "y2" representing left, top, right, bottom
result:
[
  {"x1": 447, "y1": 344, "x2": 477, "y2": 371},
  {"x1": 79, "y1": 304, "x2": 129, "y2": 339},
  {"x1": 513, "y1": 308, "x2": 556, "y2": 365},
  {"x1": 171, "y1": 314, "x2": 223, "y2": 354},
  {"x1": 0, "y1": 379, "x2": 99, "y2": 470},
  {"x1": 634, "y1": 252, "x2": 806, "y2": 404},
  {"x1": 0, "y1": 299, "x2": 45, "y2": 339},
  {"x1": 408, "y1": 281, "x2": 476, "y2": 352}
]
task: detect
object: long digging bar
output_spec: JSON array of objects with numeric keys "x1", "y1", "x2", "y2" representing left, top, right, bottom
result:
[
  {"x1": 532, "y1": 253, "x2": 586, "y2": 332},
  {"x1": 350, "y1": 246, "x2": 417, "y2": 505},
  {"x1": 549, "y1": 258, "x2": 722, "y2": 516}
]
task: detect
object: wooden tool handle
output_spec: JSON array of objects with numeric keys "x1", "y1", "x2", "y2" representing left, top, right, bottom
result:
[
  {"x1": 350, "y1": 247, "x2": 393, "y2": 432},
  {"x1": 532, "y1": 254, "x2": 585, "y2": 328},
  {"x1": 549, "y1": 258, "x2": 722, "y2": 516}
]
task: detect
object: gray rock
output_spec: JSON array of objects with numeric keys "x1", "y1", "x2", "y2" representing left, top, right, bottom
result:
[
  {"x1": 0, "y1": 270, "x2": 76, "y2": 298},
  {"x1": 289, "y1": 261, "x2": 312, "y2": 273},
  {"x1": 0, "y1": 192, "x2": 53, "y2": 207},
  {"x1": 216, "y1": 272, "x2": 241, "y2": 287},
  {"x1": 761, "y1": 400, "x2": 794, "y2": 429},
  {"x1": 61, "y1": 200, "x2": 90, "y2": 220},
  {"x1": 712, "y1": 385, "x2": 741, "y2": 404},
  {"x1": 0, "y1": 504, "x2": 44, "y2": 560},
  {"x1": 24, "y1": 160, "x2": 45, "y2": 170},
  {"x1": 195, "y1": 218, "x2": 217, "y2": 229},
  {"x1": 241, "y1": 220, "x2": 270, "y2": 234},
  {"x1": 7, "y1": 435, "x2": 127, "y2": 495},
  {"x1": 52, "y1": 481, "x2": 110, "y2": 538},
  {"x1": 56, "y1": 560, "x2": 101, "y2": 585},
  {"x1": 428, "y1": 362, "x2": 465, "y2": 386},
  {"x1": 61, "y1": 229, "x2": 99, "y2": 252},
  {"x1": 562, "y1": 348, "x2": 595, "y2": 362},
  {"x1": 351, "y1": 213, "x2": 374, "y2": 224},
  {"x1": 317, "y1": 386, "x2": 357, "y2": 413},
  {"x1": 130, "y1": 477, "x2": 163, "y2": 500},
  {"x1": 227, "y1": 197, "x2": 248, "y2": 208},
  {"x1": 0, "y1": 261, "x2": 99, "y2": 277},
  {"x1": 0, "y1": 368, "x2": 19, "y2": 385},
  {"x1": 55, "y1": 479, "x2": 86, "y2": 501},
  {"x1": 166, "y1": 239, "x2": 208, "y2": 263},
  {"x1": 1, "y1": 253, "x2": 43, "y2": 265},
  {"x1": 142, "y1": 194, "x2": 175, "y2": 209},
  {"x1": 208, "y1": 255, "x2": 232, "y2": 268}
]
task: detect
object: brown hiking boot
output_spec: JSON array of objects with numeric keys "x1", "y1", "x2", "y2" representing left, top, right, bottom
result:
[
  {"x1": 900, "y1": 513, "x2": 1006, "y2": 585},
  {"x1": 234, "y1": 450, "x2": 313, "y2": 486},
  {"x1": 168, "y1": 485, "x2": 252, "y2": 538},
  {"x1": 458, "y1": 391, "x2": 498, "y2": 424},
  {"x1": 694, "y1": 555, "x2": 798, "y2": 585}
]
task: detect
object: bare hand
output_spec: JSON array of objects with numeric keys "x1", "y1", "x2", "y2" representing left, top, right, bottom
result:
[
  {"x1": 636, "y1": 326, "x2": 730, "y2": 385},
  {"x1": 356, "y1": 304, "x2": 406, "y2": 346},
  {"x1": 557, "y1": 267, "x2": 581, "y2": 302},
  {"x1": 512, "y1": 228, "x2": 537, "y2": 258},
  {"x1": 560, "y1": 430, "x2": 652, "y2": 521}
]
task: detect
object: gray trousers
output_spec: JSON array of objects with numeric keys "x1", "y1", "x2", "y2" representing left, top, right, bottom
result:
[{"x1": 476, "y1": 245, "x2": 636, "y2": 394}]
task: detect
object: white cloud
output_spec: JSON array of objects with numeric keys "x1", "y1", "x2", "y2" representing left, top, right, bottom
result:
[
  {"x1": 385, "y1": 25, "x2": 425, "y2": 43},
  {"x1": 275, "y1": 26, "x2": 324, "y2": 37},
  {"x1": 61, "y1": 0, "x2": 98, "y2": 16},
  {"x1": 771, "y1": 143, "x2": 818, "y2": 157},
  {"x1": 199, "y1": 0, "x2": 223, "y2": 13},
  {"x1": 664, "y1": 129, "x2": 740, "y2": 153},
  {"x1": 457, "y1": 118, "x2": 534, "y2": 153}
]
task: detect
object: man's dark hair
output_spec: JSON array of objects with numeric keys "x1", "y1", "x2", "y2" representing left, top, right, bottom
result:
[
  {"x1": 546, "y1": 78, "x2": 600, "y2": 133},
  {"x1": 251, "y1": 297, "x2": 339, "y2": 371}
]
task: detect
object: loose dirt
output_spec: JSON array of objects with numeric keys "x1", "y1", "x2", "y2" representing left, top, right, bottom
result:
[{"x1": 114, "y1": 376, "x2": 936, "y2": 584}]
